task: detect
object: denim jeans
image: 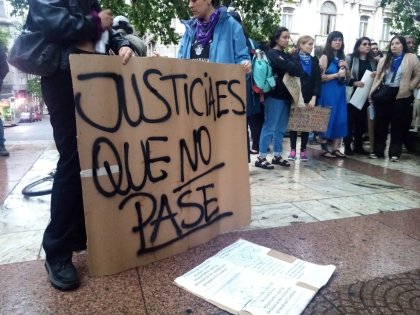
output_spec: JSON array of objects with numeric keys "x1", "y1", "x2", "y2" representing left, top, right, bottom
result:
[
  {"x1": 0, "y1": 117, "x2": 5, "y2": 147},
  {"x1": 258, "y1": 97, "x2": 291, "y2": 158}
]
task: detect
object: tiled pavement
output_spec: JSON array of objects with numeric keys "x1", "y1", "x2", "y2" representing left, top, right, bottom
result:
[{"x1": 0, "y1": 138, "x2": 419, "y2": 314}]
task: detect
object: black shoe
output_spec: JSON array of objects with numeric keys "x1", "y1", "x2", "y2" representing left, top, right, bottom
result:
[
  {"x1": 353, "y1": 147, "x2": 369, "y2": 155},
  {"x1": 45, "y1": 260, "x2": 80, "y2": 291},
  {"x1": 0, "y1": 145, "x2": 9, "y2": 156},
  {"x1": 344, "y1": 146, "x2": 354, "y2": 156}
]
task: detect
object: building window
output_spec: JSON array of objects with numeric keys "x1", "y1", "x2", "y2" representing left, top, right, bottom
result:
[
  {"x1": 381, "y1": 18, "x2": 391, "y2": 41},
  {"x1": 359, "y1": 16, "x2": 369, "y2": 37},
  {"x1": 0, "y1": 0, "x2": 6, "y2": 17},
  {"x1": 320, "y1": 1, "x2": 337, "y2": 35},
  {"x1": 281, "y1": 7, "x2": 294, "y2": 31}
]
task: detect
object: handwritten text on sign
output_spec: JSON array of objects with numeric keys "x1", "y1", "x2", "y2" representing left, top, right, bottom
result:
[{"x1": 70, "y1": 56, "x2": 251, "y2": 276}]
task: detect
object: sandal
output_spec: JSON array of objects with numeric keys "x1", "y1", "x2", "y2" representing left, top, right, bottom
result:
[
  {"x1": 321, "y1": 151, "x2": 336, "y2": 158},
  {"x1": 255, "y1": 157, "x2": 274, "y2": 169},
  {"x1": 272, "y1": 156, "x2": 291, "y2": 167},
  {"x1": 332, "y1": 150, "x2": 346, "y2": 158},
  {"x1": 316, "y1": 136, "x2": 327, "y2": 144}
]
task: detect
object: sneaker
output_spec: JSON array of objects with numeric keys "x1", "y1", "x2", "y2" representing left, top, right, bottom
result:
[
  {"x1": 368, "y1": 153, "x2": 378, "y2": 159},
  {"x1": 287, "y1": 150, "x2": 296, "y2": 161},
  {"x1": 0, "y1": 145, "x2": 9, "y2": 156},
  {"x1": 390, "y1": 156, "x2": 399, "y2": 162},
  {"x1": 45, "y1": 260, "x2": 80, "y2": 291},
  {"x1": 300, "y1": 151, "x2": 308, "y2": 161}
]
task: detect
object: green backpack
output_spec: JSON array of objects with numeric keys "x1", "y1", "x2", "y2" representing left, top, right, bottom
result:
[{"x1": 250, "y1": 40, "x2": 276, "y2": 93}]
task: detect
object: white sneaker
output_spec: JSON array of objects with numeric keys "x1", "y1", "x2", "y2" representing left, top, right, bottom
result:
[
  {"x1": 390, "y1": 156, "x2": 399, "y2": 162},
  {"x1": 368, "y1": 153, "x2": 378, "y2": 159}
]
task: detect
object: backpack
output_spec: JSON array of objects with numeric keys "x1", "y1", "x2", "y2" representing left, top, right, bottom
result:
[{"x1": 249, "y1": 40, "x2": 276, "y2": 94}]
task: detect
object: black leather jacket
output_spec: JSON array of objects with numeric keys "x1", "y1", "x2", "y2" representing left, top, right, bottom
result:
[{"x1": 28, "y1": 0, "x2": 130, "y2": 69}]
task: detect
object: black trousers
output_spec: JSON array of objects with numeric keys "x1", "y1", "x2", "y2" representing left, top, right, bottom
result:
[
  {"x1": 248, "y1": 111, "x2": 264, "y2": 151},
  {"x1": 344, "y1": 102, "x2": 368, "y2": 149},
  {"x1": 289, "y1": 131, "x2": 309, "y2": 151},
  {"x1": 373, "y1": 94, "x2": 414, "y2": 158},
  {"x1": 41, "y1": 69, "x2": 86, "y2": 263}
]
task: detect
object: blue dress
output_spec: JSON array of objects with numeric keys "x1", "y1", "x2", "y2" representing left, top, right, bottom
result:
[{"x1": 318, "y1": 59, "x2": 347, "y2": 139}]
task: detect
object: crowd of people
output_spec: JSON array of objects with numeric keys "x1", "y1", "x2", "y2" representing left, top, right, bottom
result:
[
  {"x1": 248, "y1": 30, "x2": 419, "y2": 169},
  {"x1": 3, "y1": 0, "x2": 419, "y2": 292}
]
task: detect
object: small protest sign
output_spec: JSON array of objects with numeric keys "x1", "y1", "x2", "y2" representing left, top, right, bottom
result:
[
  {"x1": 70, "y1": 55, "x2": 251, "y2": 276},
  {"x1": 287, "y1": 107, "x2": 331, "y2": 132},
  {"x1": 283, "y1": 73, "x2": 305, "y2": 107}
]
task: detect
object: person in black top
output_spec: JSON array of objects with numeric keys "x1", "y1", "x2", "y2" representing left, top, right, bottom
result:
[
  {"x1": 255, "y1": 27, "x2": 300, "y2": 169},
  {"x1": 344, "y1": 37, "x2": 377, "y2": 155},
  {"x1": 228, "y1": 10, "x2": 263, "y2": 160},
  {"x1": 287, "y1": 35, "x2": 321, "y2": 161},
  {"x1": 28, "y1": 0, "x2": 133, "y2": 291}
]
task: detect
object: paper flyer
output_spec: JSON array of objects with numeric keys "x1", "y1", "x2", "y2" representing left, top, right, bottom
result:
[
  {"x1": 349, "y1": 70, "x2": 374, "y2": 110},
  {"x1": 175, "y1": 239, "x2": 336, "y2": 315}
]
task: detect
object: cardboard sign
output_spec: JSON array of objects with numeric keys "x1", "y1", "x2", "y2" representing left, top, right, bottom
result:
[
  {"x1": 283, "y1": 73, "x2": 305, "y2": 107},
  {"x1": 175, "y1": 239, "x2": 336, "y2": 315},
  {"x1": 70, "y1": 55, "x2": 251, "y2": 276},
  {"x1": 287, "y1": 107, "x2": 331, "y2": 132}
]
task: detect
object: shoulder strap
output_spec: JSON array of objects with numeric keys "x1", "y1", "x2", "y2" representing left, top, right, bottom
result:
[{"x1": 249, "y1": 39, "x2": 255, "y2": 50}]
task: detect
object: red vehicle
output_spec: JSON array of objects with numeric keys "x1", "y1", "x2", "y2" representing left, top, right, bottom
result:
[{"x1": 19, "y1": 111, "x2": 42, "y2": 123}]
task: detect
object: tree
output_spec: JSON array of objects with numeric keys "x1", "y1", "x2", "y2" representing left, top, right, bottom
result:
[
  {"x1": 7, "y1": 0, "x2": 281, "y2": 45},
  {"x1": 0, "y1": 27, "x2": 11, "y2": 51},
  {"x1": 26, "y1": 76, "x2": 45, "y2": 114},
  {"x1": 380, "y1": 0, "x2": 420, "y2": 50}
]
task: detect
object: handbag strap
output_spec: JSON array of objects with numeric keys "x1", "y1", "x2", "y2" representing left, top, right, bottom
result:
[{"x1": 383, "y1": 69, "x2": 398, "y2": 85}]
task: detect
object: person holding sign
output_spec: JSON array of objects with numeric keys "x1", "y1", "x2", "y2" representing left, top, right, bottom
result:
[
  {"x1": 318, "y1": 31, "x2": 350, "y2": 158},
  {"x1": 369, "y1": 35, "x2": 420, "y2": 161},
  {"x1": 178, "y1": 0, "x2": 250, "y2": 71},
  {"x1": 344, "y1": 37, "x2": 377, "y2": 156},
  {"x1": 28, "y1": 0, "x2": 134, "y2": 291},
  {"x1": 255, "y1": 27, "x2": 301, "y2": 169},
  {"x1": 287, "y1": 35, "x2": 321, "y2": 162}
]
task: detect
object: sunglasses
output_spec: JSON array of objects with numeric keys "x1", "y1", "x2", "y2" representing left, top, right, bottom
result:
[{"x1": 361, "y1": 42, "x2": 371, "y2": 46}]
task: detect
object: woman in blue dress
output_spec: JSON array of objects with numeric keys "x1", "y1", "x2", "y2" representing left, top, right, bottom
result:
[{"x1": 318, "y1": 31, "x2": 350, "y2": 158}]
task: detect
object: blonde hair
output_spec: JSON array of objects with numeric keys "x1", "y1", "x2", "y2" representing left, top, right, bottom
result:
[{"x1": 296, "y1": 35, "x2": 314, "y2": 53}]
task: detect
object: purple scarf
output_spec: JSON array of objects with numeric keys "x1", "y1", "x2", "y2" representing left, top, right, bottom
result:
[{"x1": 195, "y1": 8, "x2": 221, "y2": 47}]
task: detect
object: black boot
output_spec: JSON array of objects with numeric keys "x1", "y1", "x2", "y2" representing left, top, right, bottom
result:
[
  {"x1": 344, "y1": 144, "x2": 354, "y2": 156},
  {"x1": 353, "y1": 145, "x2": 369, "y2": 155}
]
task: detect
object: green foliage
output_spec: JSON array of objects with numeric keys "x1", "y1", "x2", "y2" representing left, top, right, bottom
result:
[
  {"x1": 380, "y1": 0, "x2": 420, "y2": 50},
  {"x1": 0, "y1": 27, "x2": 11, "y2": 51},
  {"x1": 225, "y1": 0, "x2": 281, "y2": 42},
  {"x1": 129, "y1": 0, "x2": 189, "y2": 45},
  {"x1": 7, "y1": 0, "x2": 27, "y2": 16},
  {"x1": 7, "y1": 0, "x2": 281, "y2": 45},
  {"x1": 26, "y1": 76, "x2": 42, "y2": 99}
]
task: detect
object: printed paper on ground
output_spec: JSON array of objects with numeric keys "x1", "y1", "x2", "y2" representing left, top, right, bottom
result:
[{"x1": 175, "y1": 239, "x2": 336, "y2": 315}]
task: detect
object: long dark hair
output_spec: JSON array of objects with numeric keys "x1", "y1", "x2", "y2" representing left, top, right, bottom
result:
[
  {"x1": 352, "y1": 37, "x2": 374, "y2": 60},
  {"x1": 322, "y1": 31, "x2": 345, "y2": 66},
  {"x1": 269, "y1": 27, "x2": 289, "y2": 48},
  {"x1": 381, "y1": 35, "x2": 409, "y2": 75}
]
